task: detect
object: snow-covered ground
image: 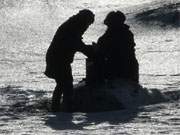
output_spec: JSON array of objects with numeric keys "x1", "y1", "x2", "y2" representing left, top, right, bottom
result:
[{"x1": 0, "y1": 0, "x2": 180, "y2": 134}]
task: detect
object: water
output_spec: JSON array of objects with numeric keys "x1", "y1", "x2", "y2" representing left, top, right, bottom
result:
[{"x1": 0, "y1": 0, "x2": 180, "y2": 134}]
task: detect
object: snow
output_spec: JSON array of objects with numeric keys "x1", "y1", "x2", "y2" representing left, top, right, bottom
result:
[{"x1": 0, "y1": 0, "x2": 180, "y2": 134}]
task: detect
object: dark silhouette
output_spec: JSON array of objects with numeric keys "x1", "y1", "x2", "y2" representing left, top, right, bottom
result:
[
  {"x1": 45, "y1": 9, "x2": 94, "y2": 112},
  {"x1": 86, "y1": 11, "x2": 139, "y2": 85}
]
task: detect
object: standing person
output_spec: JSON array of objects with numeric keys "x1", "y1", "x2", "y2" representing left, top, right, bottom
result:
[
  {"x1": 45, "y1": 9, "x2": 94, "y2": 112},
  {"x1": 94, "y1": 11, "x2": 139, "y2": 84}
]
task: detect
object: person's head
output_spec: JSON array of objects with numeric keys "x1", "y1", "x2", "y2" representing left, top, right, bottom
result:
[
  {"x1": 104, "y1": 11, "x2": 126, "y2": 27},
  {"x1": 60, "y1": 9, "x2": 94, "y2": 37},
  {"x1": 78, "y1": 9, "x2": 95, "y2": 25},
  {"x1": 76, "y1": 9, "x2": 95, "y2": 35}
]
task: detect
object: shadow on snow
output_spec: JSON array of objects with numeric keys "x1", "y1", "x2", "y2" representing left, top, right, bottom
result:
[
  {"x1": 0, "y1": 82, "x2": 180, "y2": 130},
  {"x1": 44, "y1": 79, "x2": 180, "y2": 130},
  {"x1": 0, "y1": 85, "x2": 50, "y2": 122}
]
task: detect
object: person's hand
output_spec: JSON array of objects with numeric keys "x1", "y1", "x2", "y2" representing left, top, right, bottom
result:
[
  {"x1": 91, "y1": 42, "x2": 99, "y2": 52},
  {"x1": 92, "y1": 42, "x2": 97, "y2": 46}
]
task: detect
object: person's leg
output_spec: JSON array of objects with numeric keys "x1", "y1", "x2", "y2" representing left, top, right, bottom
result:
[
  {"x1": 51, "y1": 81, "x2": 63, "y2": 112},
  {"x1": 62, "y1": 82, "x2": 73, "y2": 112},
  {"x1": 61, "y1": 65, "x2": 74, "y2": 112}
]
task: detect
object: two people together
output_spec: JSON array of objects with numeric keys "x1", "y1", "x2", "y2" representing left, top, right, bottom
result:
[{"x1": 45, "y1": 9, "x2": 139, "y2": 112}]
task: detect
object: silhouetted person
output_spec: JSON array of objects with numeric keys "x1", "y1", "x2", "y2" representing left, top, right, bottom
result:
[
  {"x1": 92, "y1": 11, "x2": 139, "y2": 84},
  {"x1": 45, "y1": 9, "x2": 94, "y2": 112}
]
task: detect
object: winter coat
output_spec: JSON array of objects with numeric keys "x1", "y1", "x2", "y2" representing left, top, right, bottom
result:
[
  {"x1": 45, "y1": 26, "x2": 85, "y2": 79},
  {"x1": 96, "y1": 24, "x2": 139, "y2": 81}
]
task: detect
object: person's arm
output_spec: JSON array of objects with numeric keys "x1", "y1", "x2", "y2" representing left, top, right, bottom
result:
[{"x1": 78, "y1": 43, "x2": 96, "y2": 58}]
